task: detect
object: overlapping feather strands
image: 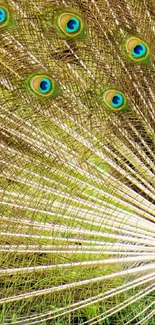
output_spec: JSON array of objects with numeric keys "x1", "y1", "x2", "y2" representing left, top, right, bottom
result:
[{"x1": 0, "y1": 0, "x2": 155, "y2": 324}]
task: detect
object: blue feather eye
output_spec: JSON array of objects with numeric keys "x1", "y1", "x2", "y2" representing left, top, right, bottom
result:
[
  {"x1": 0, "y1": 6, "x2": 9, "y2": 27},
  {"x1": 39, "y1": 78, "x2": 52, "y2": 94},
  {"x1": 111, "y1": 94, "x2": 124, "y2": 108},
  {"x1": 58, "y1": 12, "x2": 83, "y2": 37},
  {"x1": 0, "y1": 7, "x2": 6, "y2": 23},
  {"x1": 132, "y1": 44, "x2": 146, "y2": 58},
  {"x1": 65, "y1": 17, "x2": 80, "y2": 33},
  {"x1": 29, "y1": 75, "x2": 56, "y2": 98},
  {"x1": 126, "y1": 37, "x2": 150, "y2": 62},
  {"x1": 102, "y1": 89, "x2": 128, "y2": 111}
]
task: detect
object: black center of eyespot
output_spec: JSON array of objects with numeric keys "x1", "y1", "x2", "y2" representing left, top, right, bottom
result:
[
  {"x1": 40, "y1": 80, "x2": 48, "y2": 90},
  {"x1": 133, "y1": 45, "x2": 143, "y2": 55},
  {"x1": 112, "y1": 96, "x2": 120, "y2": 104},
  {"x1": 65, "y1": 17, "x2": 80, "y2": 33},
  {"x1": 67, "y1": 19, "x2": 76, "y2": 30},
  {"x1": 39, "y1": 78, "x2": 52, "y2": 94}
]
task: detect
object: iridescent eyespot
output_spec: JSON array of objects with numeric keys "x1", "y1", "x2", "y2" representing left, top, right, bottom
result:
[
  {"x1": 66, "y1": 17, "x2": 80, "y2": 33},
  {"x1": 0, "y1": 6, "x2": 9, "y2": 28},
  {"x1": 58, "y1": 12, "x2": 83, "y2": 37},
  {"x1": 29, "y1": 75, "x2": 56, "y2": 98},
  {"x1": 132, "y1": 44, "x2": 146, "y2": 58},
  {"x1": 126, "y1": 37, "x2": 150, "y2": 62},
  {"x1": 102, "y1": 89, "x2": 128, "y2": 111}
]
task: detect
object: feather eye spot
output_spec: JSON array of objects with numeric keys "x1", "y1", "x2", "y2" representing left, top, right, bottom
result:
[
  {"x1": 103, "y1": 89, "x2": 127, "y2": 111},
  {"x1": 66, "y1": 17, "x2": 80, "y2": 33},
  {"x1": 39, "y1": 78, "x2": 52, "y2": 94},
  {"x1": 132, "y1": 44, "x2": 146, "y2": 58},
  {"x1": 126, "y1": 38, "x2": 149, "y2": 62},
  {"x1": 0, "y1": 6, "x2": 9, "y2": 27},
  {"x1": 29, "y1": 75, "x2": 56, "y2": 98},
  {"x1": 111, "y1": 94, "x2": 123, "y2": 108},
  {"x1": 58, "y1": 13, "x2": 83, "y2": 37}
]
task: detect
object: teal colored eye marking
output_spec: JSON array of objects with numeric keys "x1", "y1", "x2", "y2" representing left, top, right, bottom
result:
[
  {"x1": 57, "y1": 12, "x2": 84, "y2": 38},
  {"x1": 132, "y1": 44, "x2": 147, "y2": 58},
  {"x1": 0, "y1": 6, "x2": 9, "y2": 27},
  {"x1": 126, "y1": 37, "x2": 150, "y2": 62},
  {"x1": 111, "y1": 93, "x2": 124, "y2": 108},
  {"x1": 0, "y1": 7, "x2": 6, "y2": 23},
  {"x1": 101, "y1": 88, "x2": 128, "y2": 112},
  {"x1": 39, "y1": 78, "x2": 52, "y2": 94},
  {"x1": 29, "y1": 74, "x2": 57, "y2": 98},
  {"x1": 65, "y1": 17, "x2": 80, "y2": 33}
]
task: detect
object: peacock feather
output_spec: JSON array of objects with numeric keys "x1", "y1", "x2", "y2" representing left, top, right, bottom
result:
[{"x1": 0, "y1": 0, "x2": 155, "y2": 324}]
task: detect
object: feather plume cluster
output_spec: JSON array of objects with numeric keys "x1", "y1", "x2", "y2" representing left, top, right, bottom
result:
[{"x1": 0, "y1": 0, "x2": 155, "y2": 324}]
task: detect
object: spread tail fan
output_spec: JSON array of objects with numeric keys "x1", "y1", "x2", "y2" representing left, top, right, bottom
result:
[{"x1": 0, "y1": 0, "x2": 155, "y2": 324}]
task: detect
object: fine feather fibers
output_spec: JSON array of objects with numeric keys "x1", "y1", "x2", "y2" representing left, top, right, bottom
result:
[{"x1": 0, "y1": 0, "x2": 155, "y2": 324}]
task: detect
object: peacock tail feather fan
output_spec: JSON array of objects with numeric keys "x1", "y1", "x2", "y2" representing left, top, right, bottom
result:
[{"x1": 0, "y1": 0, "x2": 155, "y2": 324}]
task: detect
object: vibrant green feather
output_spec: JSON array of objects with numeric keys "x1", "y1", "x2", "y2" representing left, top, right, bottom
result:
[{"x1": 0, "y1": 0, "x2": 155, "y2": 324}]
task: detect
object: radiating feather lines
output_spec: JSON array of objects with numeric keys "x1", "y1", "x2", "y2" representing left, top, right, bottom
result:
[
  {"x1": 86, "y1": 284, "x2": 155, "y2": 325},
  {"x1": 1, "y1": 135, "x2": 155, "y2": 223},
  {"x1": 1, "y1": 101, "x2": 155, "y2": 221},
  {"x1": 0, "y1": 111, "x2": 154, "y2": 230},
  {"x1": 125, "y1": 300, "x2": 155, "y2": 325},
  {"x1": 1, "y1": 148, "x2": 155, "y2": 222},
  {"x1": 1, "y1": 214, "x2": 155, "y2": 243},
  {"x1": 0, "y1": 1, "x2": 155, "y2": 324},
  {"x1": 1, "y1": 272, "x2": 155, "y2": 324},
  {"x1": 1, "y1": 255, "x2": 155, "y2": 276},
  {"x1": 1, "y1": 95, "x2": 155, "y2": 204}
]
